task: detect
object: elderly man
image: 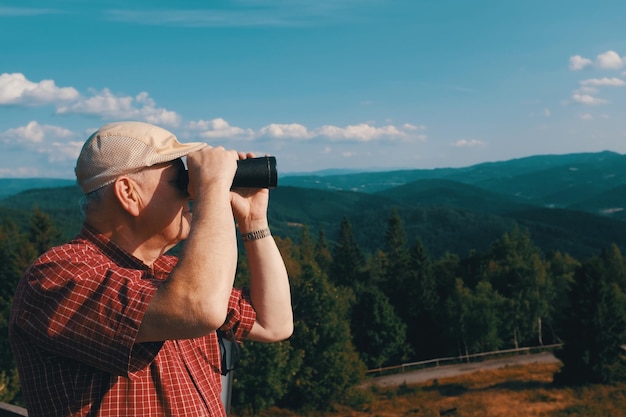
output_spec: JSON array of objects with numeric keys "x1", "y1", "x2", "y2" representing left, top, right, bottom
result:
[{"x1": 9, "y1": 121, "x2": 293, "y2": 417}]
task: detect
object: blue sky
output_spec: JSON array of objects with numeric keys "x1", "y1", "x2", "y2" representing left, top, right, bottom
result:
[{"x1": 1, "y1": 0, "x2": 625, "y2": 178}]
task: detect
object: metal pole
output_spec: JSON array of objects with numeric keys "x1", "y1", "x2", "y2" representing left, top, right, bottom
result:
[{"x1": 219, "y1": 333, "x2": 237, "y2": 416}]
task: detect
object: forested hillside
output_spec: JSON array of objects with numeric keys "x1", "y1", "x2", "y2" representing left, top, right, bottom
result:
[
  {"x1": 3, "y1": 182, "x2": 626, "y2": 261},
  {"x1": 0, "y1": 178, "x2": 74, "y2": 199},
  {"x1": 280, "y1": 151, "x2": 626, "y2": 199}
]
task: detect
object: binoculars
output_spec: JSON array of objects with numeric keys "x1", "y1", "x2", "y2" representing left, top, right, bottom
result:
[
  {"x1": 232, "y1": 156, "x2": 278, "y2": 189},
  {"x1": 179, "y1": 156, "x2": 278, "y2": 191}
]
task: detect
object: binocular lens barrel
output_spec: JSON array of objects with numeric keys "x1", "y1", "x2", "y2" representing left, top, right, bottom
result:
[
  {"x1": 232, "y1": 156, "x2": 278, "y2": 189},
  {"x1": 180, "y1": 156, "x2": 277, "y2": 192}
]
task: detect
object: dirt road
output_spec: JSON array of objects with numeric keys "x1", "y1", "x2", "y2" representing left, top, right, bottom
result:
[{"x1": 363, "y1": 352, "x2": 560, "y2": 388}]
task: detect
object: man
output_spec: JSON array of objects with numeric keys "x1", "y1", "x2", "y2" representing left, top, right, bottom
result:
[{"x1": 9, "y1": 121, "x2": 293, "y2": 416}]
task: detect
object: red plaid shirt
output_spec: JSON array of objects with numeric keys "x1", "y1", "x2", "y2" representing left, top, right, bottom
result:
[{"x1": 9, "y1": 225, "x2": 256, "y2": 417}]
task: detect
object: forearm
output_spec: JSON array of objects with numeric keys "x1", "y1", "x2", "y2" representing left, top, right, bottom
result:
[
  {"x1": 138, "y1": 188, "x2": 237, "y2": 342},
  {"x1": 243, "y1": 227, "x2": 293, "y2": 342},
  {"x1": 176, "y1": 189, "x2": 238, "y2": 321}
]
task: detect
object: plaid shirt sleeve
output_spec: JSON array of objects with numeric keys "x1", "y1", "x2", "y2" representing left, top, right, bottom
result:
[
  {"x1": 13, "y1": 244, "x2": 163, "y2": 377},
  {"x1": 220, "y1": 287, "x2": 256, "y2": 340}
]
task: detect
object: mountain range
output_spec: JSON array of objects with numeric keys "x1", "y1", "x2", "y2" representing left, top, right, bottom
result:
[{"x1": 2, "y1": 150, "x2": 626, "y2": 260}]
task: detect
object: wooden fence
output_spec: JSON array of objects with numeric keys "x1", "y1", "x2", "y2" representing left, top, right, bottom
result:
[
  {"x1": 0, "y1": 402, "x2": 27, "y2": 417},
  {"x1": 366, "y1": 343, "x2": 563, "y2": 377}
]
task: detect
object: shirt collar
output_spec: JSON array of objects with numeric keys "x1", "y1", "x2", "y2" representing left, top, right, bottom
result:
[{"x1": 78, "y1": 224, "x2": 176, "y2": 276}]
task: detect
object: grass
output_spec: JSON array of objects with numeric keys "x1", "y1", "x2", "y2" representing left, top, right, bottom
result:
[{"x1": 236, "y1": 362, "x2": 626, "y2": 417}]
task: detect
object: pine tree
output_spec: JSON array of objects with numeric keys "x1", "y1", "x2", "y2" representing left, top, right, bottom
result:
[
  {"x1": 232, "y1": 341, "x2": 302, "y2": 415},
  {"x1": 544, "y1": 251, "x2": 579, "y2": 343},
  {"x1": 329, "y1": 217, "x2": 365, "y2": 288},
  {"x1": 350, "y1": 285, "x2": 411, "y2": 368},
  {"x1": 0, "y1": 219, "x2": 38, "y2": 405},
  {"x1": 432, "y1": 252, "x2": 461, "y2": 308},
  {"x1": 377, "y1": 211, "x2": 443, "y2": 360},
  {"x1": 379, "y1": 210, "x2": 410, "y2": 305},
  {"x1": 445, "y1": 279, "x2": 504, "y2": 358},
  {"x1": 284, "y1": 263, "x2": 365, "y2": 411},
  {"x1": 482, "y1": 228, "x2": 551, "y2": 348},
  {"x1": 314, "y1": 230, "x2": 332, "y2": 275},
  {"x1": 0, "y1": 221, "x2": 37, "y2": 299},
  {"x1": 445, "y1": 278, "x2": 473, "y2": 358},
  {"x1": 406, "y1": 239, "x2": 440, "y2": 359},
  {"x1": 296, "y1": 226, "x2": 315, "y2": 265},
  {"x1": 555, "y1": 246, "x2": 626, "y2": 384},
  {"x1": 432, "y1": 252, "x2": 463, "y2": 357},
  {"x1": 467, "y1": 281, "x2": 505, "y2": 353},
  {"x1": 28, "y1": 207, "x2": 62, "y2": 255}
]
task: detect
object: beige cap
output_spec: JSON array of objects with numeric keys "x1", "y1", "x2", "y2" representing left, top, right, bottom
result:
[{"x1": 75, "y1": 121, "x2": 207, "y2": 194}]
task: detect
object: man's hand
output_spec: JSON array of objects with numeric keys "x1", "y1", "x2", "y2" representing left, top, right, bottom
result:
[
  {"x1": 230, "y1": 152, "x2": 271, "y2": 233},
  {"x1": 186, "y1": 146, "x2": 239, "y2": 200}
]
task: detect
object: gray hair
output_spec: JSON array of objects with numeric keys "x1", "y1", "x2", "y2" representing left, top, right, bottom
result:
[
  {"x1": 78, "y1": 169, "x2": 148, "y2": 218},
  {"x1": 79, "y1": 185, "x2": 108, "y2": 218}
]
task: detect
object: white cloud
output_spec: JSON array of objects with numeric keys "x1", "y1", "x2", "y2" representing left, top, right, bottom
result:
[
  {"x1": 596, "y1": 50, "x2": 624, "y2": 69},
  {"x1": 580, "y1": 113, "x2": 593, "y2": 120},
  {"x1": 452, "y1": 139, "x2": 486, "y2": 147},
  {"x1": 569, "y1": 55, "x2": 593, "y2": 71},
  {"x1": 544, "y1": 108, "x2": 551, "y2": 117},
  {"x1": 580, "y1": 77, "x2": 625, "y2": 87},
  {"x1": 0, "y1": 166, "x2": 41, "y2": 177},
  {"x1": 569, "y1": 51, "x2": 626, "y2": 71},
  {"x1": 314, "y1": 123, "x2": 414, "y2": 142},
  {"x1": 259, "y1": 123, "x2": 311, "y2": 139},
  {"x1": 200, "y1": 120, "x2": 427, "y2": 143},
  {"x1": 185, "y1": 119, "x2": 426, "y2": 144},
  {"x1": 0, "y1": 73, "x2": 79, "y2": 105},
  {"x1": 46, "y1": 140, "x2": 85, "y2": 163},
  {"x1": 134, "y1": 92, "x2": 180, "y2": 125},
  {"x1": 317, "y1": 123, "x2": 395, "y2": 141},
  {"x1": 0, "y1": 121, "x2": 74, "y2": 145},
  {"x1": 187, "y1": 118, "x2": 255, "y2": 140},
  {"x1": 0, "y1": 121, "x2": 81, "y2": 163},
  {"x1": 56, "y1": 88, "x2": 180, "y2": 126},
  {"x1": 187, "y1": 118, "x2": 229, "y2": 130},
  {"x1": 577, "y1": 86, "x2": 598, "y2": 94},
  {"x1": 402, "y1": 123, "x2": 426, "y2": 131},
  {"x1": 0, "y1": 74, "x2": 180, "y2": 125},
  {"x1": 571, "y1": 93, "x2": 609, "y2": 105}
]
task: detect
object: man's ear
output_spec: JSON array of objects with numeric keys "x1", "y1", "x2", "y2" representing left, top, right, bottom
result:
[{"x1": 113, "y1": 177, "x2": 142, "y2": 217}]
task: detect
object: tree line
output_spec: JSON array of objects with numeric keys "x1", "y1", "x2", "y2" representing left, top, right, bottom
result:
[{"x1": 1, "y1": 208, "x2": 626, "y2": 414}]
